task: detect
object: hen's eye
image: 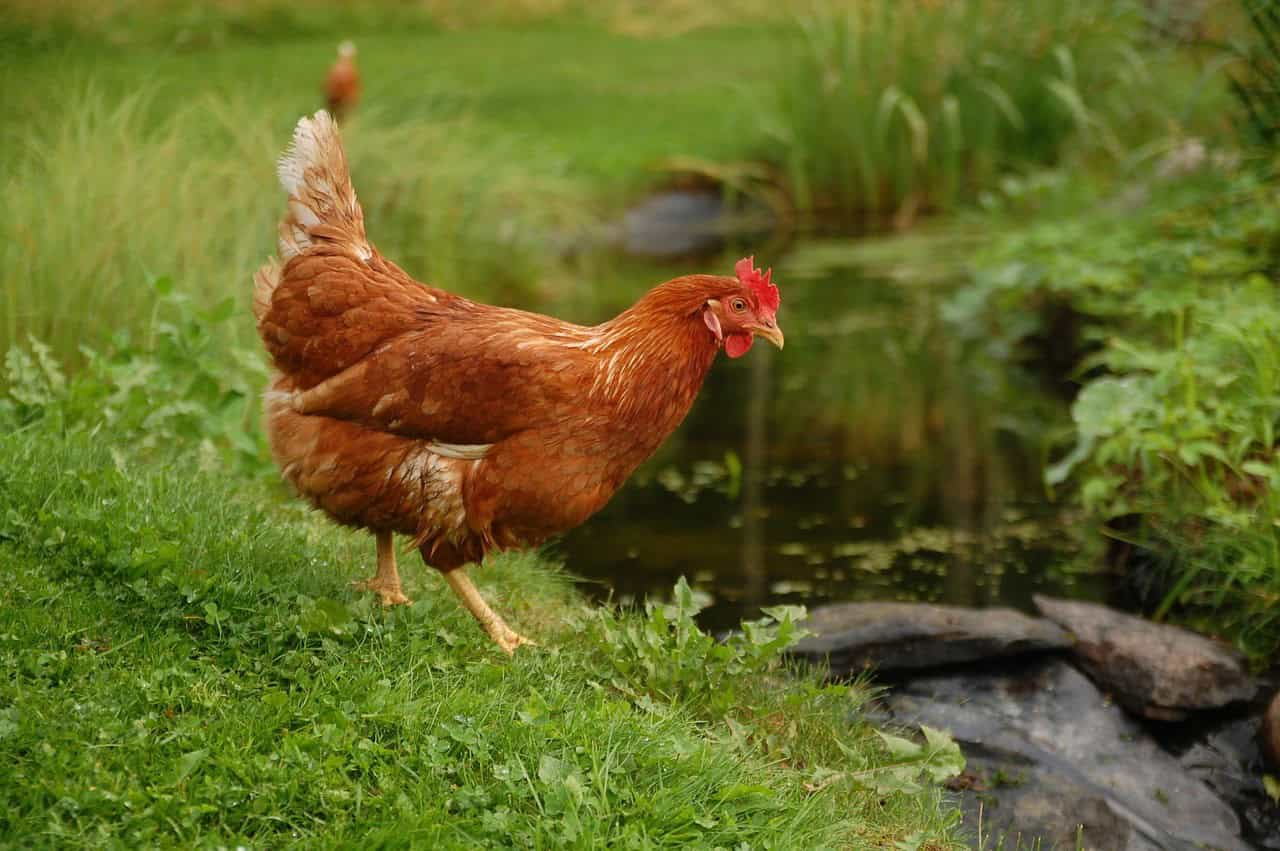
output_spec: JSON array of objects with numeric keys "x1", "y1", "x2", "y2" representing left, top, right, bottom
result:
[{"x1": 731, "y1": 298, "x2": 747, "y2": 312}]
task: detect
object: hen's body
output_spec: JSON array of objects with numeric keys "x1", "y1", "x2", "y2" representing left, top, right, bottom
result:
[
  {"x1": 261, "y1": 250, "x2": 720, "y2": 569},
  {"x1": 255, "y1": 112, "x2": 781, "y2": 652}
]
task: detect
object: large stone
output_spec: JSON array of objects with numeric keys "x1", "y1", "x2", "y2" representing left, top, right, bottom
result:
[
  {"x1": 1033, "y1": 595, "x2": 1256, "y2": 720},
  {"x1": 1178, "y1": 713, "x2": 1280, "y2": 849},
  {"x1": 885, "y1": 659, "x2": 1248, "y2": 851},
  {"x1": 616, "y1": 188, "x2": 776, "y2": 259},
  {"x1": 788, "y1": 602, "x2": 1071, "y2": 674}
]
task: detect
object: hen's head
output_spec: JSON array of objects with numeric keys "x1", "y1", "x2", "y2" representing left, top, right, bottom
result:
[{"x1": 701, "y1": 256, "x2": 784, "y2": 358}]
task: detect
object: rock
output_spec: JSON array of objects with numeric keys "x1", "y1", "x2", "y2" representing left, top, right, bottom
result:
[
  {"x1": 952, "y1": 745, "x2": 1142, "y2": 851},
  {"x1": 622, "y1": 189, "x2": 724, "y2": 258},
  {"x1": 617, "y1": 188, "x2": 776, "y2": 259},
  {"x1": 1177, "y1": 713, "x2": 1280, "y2": 849},
  {"x1": 1033, "y1": 595, "x2": 1255, "y2": 720},
  {"x1": 1264, "y1": 691, "x2": 1280, "y2": 771},
  {"x1": 885, "y1": 659, "x2": 1248, "y2": 851},
  {"x1": 788, "y1": 602, "x2": 1071, "y2": 674}
]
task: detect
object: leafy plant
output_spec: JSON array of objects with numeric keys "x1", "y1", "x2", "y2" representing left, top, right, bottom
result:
[
  {"x1": 593, "y1": 577, "x2": 809, "y2": 717},
  {"x1": 948, "y1": 170, "x2": 1280, "y2": 656},
  {"x1": 2, "y1": 275, "x2": 270, "y2": 471},
  {"x1": 843, "y1": 726, "x2": 966, "y2": 796}
]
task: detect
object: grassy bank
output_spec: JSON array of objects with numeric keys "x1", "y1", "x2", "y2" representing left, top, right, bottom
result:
[{"x1": 0, "y1": 397, "x2": 963, "y2": 846}]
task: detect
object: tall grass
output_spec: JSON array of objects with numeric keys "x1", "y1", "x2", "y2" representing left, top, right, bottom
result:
[
  {"x1": 1228, "y1": 0, "x2": 1280, "y2": 147},
  {"x1": 766, "y1": 0, "x2": 1168, "y2": 227},
  {"x1": 0, "y1": 86, "x2": 580, "y2": 363}
]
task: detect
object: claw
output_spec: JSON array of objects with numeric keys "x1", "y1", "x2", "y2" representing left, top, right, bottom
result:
[
  {"x1": 495, "y1": 629, "x2": 537, "y2": 656},
  {"x1": 351, "y1": 577, "x2": 412, "y2": 607}
]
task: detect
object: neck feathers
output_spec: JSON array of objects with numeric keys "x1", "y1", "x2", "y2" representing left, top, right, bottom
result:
[{"x1": 586, "y1": 276, "x2": 722, "y2": 423}]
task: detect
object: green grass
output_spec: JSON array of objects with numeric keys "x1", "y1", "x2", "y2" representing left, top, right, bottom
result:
[{"x1": 0, "y1": 416, "x2": 963, "y2": 848}]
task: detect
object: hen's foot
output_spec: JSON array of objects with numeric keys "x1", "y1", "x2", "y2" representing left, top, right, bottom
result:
[
  {"x1": 352, "y1": 530, "x2": 411, "y2": 606},
  {"x1": 351, "y1": 577, "x2": 412, "y2": 607},
  {"x1": 442, "y1": 567, "x2": 538, "y2": 656},
  {"x1": 493, "y1": 626, "x2": 538, "y2": 656}
]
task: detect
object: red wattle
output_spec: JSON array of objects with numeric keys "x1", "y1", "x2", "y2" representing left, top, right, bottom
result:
[{"x1": 725, "y1": 333, "x2": 754, "y2": 358}]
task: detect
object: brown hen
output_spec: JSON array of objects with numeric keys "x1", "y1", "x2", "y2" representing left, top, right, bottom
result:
[
  {"x1": 254, "y1": 112, "x2": 783, "y2": 653},
  {"x1": 323, "y1": 41, "x2": 360, "y2": 123}
]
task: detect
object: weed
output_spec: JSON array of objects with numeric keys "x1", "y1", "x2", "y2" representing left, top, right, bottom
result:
[{"x1": 593, "y1": 576, "x2": 809, "y2": 716}]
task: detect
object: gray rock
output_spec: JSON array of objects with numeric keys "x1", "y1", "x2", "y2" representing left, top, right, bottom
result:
[
  {"x1": 1033, "y1": 595, "x2": 1256, "y2": 720},
  {"x1": 789, "y1": 602, "x2": 1071, "y2": 674},
  {"x1": 1179, "y1": 714, "x2": 1280, "y2": 848},
  {"x1": 951, "y1": 746, "x2": 1143, "y2": 851},
  {"x1": 622, "y1": 190, "x2": 725, "y2": 258},
  {"x1": 885, "y1": 659, "x2": 1247, "y2": 851},
  {"x1": 617, "y1": 189, "x2": 776, "y2": 259}
]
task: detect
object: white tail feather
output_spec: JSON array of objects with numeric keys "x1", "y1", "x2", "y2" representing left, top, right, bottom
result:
[{"x1": 274, "y1": 110, "x2": 371, "y2": 262}]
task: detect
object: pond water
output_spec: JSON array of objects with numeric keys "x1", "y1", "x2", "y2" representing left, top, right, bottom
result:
[{"x1": 556, "y1": 235, "x2": 1107, "y2": 632}]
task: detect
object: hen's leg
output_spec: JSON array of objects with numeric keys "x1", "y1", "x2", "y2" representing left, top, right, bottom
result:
[
  {"x1": 352, "y1": 531, "x2": 411, "y2": 606},
  {"x1": 442, "y1": 567, "x2": 534, "y2": 656}
]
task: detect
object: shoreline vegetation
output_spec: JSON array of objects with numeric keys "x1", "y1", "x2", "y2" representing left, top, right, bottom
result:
[{"x1": 2, "y1": 0, "x2": 1276, "y2": 845}]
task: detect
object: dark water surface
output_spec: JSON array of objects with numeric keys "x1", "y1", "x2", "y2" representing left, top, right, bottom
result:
[{"x1": 555, "y1": 236, "x2": 1107, "y2": 632}]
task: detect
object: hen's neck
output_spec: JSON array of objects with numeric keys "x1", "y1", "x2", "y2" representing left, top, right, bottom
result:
[{"x1": 587, "y1": 285, "x2": 719, "y2": 432}]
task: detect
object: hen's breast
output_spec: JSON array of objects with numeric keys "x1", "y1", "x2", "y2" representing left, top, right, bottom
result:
[{"x1": 464, "y1": 423, "x2": 653, "y2": 549}]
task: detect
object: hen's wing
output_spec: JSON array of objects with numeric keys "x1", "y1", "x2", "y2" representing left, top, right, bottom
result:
[
  {"x1": 256, "y1": 111, "x2": 593, "y2": 450},
  {"x1": 261, "y1": 249, "x2": 593, "y2": 448}
]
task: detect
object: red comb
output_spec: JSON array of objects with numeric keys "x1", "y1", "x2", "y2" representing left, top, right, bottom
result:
[{"x1": 735, "y1": 256, "x2": 779, "y2": 313}]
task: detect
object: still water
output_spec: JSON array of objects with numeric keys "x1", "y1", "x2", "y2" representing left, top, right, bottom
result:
[{"x1": 557, "y1": 236, "x2": 1106, "y2": 632}]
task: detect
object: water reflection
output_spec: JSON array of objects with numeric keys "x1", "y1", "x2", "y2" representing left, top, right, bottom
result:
[{"x1": 555, "y1": 238, "x2": 1102, "y2": 632}]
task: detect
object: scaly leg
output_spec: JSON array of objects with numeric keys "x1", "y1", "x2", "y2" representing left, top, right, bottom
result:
[
  {"x1": 443, "y1": 567, "x2": 535, "y2": 655},
  {"x1": 352, "y1": 531, "x2": 411, "y2": 606}
]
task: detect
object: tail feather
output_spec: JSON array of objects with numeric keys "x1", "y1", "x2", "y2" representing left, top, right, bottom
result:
[{"x1": 275, "y1": 110, "x2": 371, "y2": 262}]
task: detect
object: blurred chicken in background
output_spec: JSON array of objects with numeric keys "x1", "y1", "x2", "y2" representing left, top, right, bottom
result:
[{"x1": 324, "y1": 41, "x2": 360, "y2": 123}]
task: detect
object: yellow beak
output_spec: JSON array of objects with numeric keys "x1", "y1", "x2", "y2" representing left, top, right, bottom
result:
[{"x1": 752, "y1": 323, "x2": 785, "y2": 350}]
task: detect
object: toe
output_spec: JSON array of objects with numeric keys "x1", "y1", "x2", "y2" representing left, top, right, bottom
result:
[
  {"x1": 497, "y1": 632, "x2": 537, "y2": 655},
  {"x1": 378, "y1": 590, "x2": 412, "y2": 607}
]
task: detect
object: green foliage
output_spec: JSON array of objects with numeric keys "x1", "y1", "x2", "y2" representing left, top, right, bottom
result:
[
  {"x1": 847, "y1": 726, "x2": 966, "y2": 797},
  {"x1": 949, "y1": 170, "x2": 1280, "y2": 656},
  {"x1": 766, "y1": 0, "x2": 1190, "y2": 226},
  {"x1": 2, "y1": 277, "x2": 269, "y2": 471},
  {"x1": 590, "y1": 577, "x2": 964, "y2": 811},
  {"x1": 594, "y1": 576, "x2": 810, "y2": 717}
]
